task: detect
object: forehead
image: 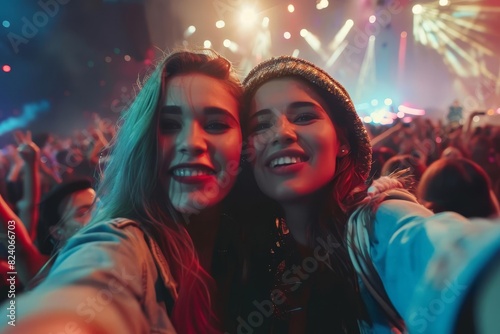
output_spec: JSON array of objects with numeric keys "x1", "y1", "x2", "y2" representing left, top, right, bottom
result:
[
  {"x1": 163, "y1": 73, "x2": 238, "y2": 114},
  {"x1": 252, "y1": 78, "x2": 326, "y2": 110},
  {"x1": 69, "y1": 188, "x2": 96, "y2": 206}
]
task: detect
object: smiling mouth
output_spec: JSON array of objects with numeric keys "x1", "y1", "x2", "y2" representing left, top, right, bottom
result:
[
  {"x1": 269, "y1": 156, "x2": 309, "y2": 168},
  {"x1": 170, "y1": 167, "x2": 215, "y2": 177}
]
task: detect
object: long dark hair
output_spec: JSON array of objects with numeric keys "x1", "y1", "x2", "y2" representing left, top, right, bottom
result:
[{"x1": 240, "y1": 76, "x2": 369, "y2": 332}]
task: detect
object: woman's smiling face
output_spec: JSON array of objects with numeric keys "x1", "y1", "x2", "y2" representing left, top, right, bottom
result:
[
  {"x1": 247, "y1": 78, "x2": 341, "y2": 203},
  {"x1": 159, "y1": 73, "x2": 242, "y2": 213}
]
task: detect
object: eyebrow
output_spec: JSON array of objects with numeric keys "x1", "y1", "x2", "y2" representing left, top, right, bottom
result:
[
  {"x1": 160, "y1": 106, "x2": 239, "y2": 123},
  {"x1": 250, "y1": 101, "x2": 320, "y2": 120}
]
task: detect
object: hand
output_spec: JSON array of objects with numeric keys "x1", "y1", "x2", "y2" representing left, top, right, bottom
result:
[
  {"x1": 13, "y1": 130, "x2": 40, "y2": 165},
  {"x1": 5, "y1": 145, "x2": 24, "y2": 167},
  {"x1": 367, "y1": 176, "x2": 404, "y2": 197}
]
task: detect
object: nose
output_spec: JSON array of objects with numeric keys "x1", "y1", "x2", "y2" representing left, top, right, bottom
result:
[
  {"x1": 177, "y1": 122, "x2": 207, "y2": 156},
  {"x1": 271, "y1": 116, "x2": 297, "y2": 146}
]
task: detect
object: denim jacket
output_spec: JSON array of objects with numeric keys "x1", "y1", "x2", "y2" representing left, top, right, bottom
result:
[{"x1": 6, "y1": 218, "x2": 179, "y2": 334}]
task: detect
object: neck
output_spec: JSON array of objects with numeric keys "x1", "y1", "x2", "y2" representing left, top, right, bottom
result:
[
  {"x1": 281, "y1": 200, "x2": 320, "y2": 247},
  {"x1": 184, "y1": 205, "x2": 222, "y2": 273}
]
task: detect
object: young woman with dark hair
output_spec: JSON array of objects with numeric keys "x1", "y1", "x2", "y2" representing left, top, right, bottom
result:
[{"x1": 240, "y1": 56, "x2": 500, "y2": 333}]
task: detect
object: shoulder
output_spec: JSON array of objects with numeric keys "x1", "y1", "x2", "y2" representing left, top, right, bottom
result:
[{"x1": 48, "y1": 218, "x2": 150, "y2": 281}]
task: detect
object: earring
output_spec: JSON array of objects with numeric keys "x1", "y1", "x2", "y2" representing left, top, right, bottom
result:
[{"x1": 339, "y1": 148, "x2": 349, "y2": 157}]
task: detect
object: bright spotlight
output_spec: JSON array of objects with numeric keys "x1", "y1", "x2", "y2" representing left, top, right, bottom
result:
[
  {"x1": 240, "y1": 6, "x2": 258, "y2": 29},
  {"x1": 204, "y1": 40, "x2": 212, "y2": 48},
  {"x1": 184, "y1": 25, "x2": 196, "y2": 38},
  {"x1": 439, "y1": 0, "x2": 449, "y2": 6},
  {"x1": 472, "y1": 115, "x2": 480, "y2": 122},
  {"x1": 292, "y1": 49, "x2": 300, "y2": 57},
  {"x1": 371, "y1": 99, "x2": 379, "y2": 106},
  {"x1": 397, "y1": 111, "x2": 405, "y2": 118},
  {"x1": 223, "y1": 39, "x2": 231, "y2": 48},
  {"x1": 300, "y1": 29, "x2": 321, "y2": 51},
  {"x1": 216, "y1": 20, "x2": 225, "y2": 28},
  {"x1": 369, "y1": 15, "x2": 376, "y2": 23},
  {"x1": 384, "y1": 98, "x2": 393, "y2": 106},
  {"x1": 363, "y1": 116, "x2": 373, "y2": 123},
  {"x1": 412, "y1": 4, "x2": 423, "y2": 15},
  {"x1": 316, "y1": 0, "x2": 329, "y2": 10},
  {"x1": 284, "y1": 32, "x2": 291, "y2": 39},
  {"x1": 262, "y1": 17, "x2": 269, "y2": 28},
  {"x1": 288, "y1": 4, "x2": 295, "y2": 13},
  {"x1": 369, "y1": 35, "x2": 375, "y2": 42}
]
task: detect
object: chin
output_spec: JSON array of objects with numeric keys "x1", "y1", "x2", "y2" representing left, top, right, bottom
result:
[{"x1": 264, "y1": 187, "x2": 304, "y2": 203}]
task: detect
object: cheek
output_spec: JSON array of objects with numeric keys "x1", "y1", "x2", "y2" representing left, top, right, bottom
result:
[
  {"x1": 216, "y1": 136, "x2": 242, "y2": 169},
  {"x1": 159, "y1": 136, "x2": 175, "y2": 168}
]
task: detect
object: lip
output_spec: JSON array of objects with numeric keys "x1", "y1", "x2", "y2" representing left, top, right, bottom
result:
[
  {"x1": 169, "y1": 163, "x2": 216, "y2": 185},
  {"x1": 268, "y1": 161, "x2": 306, "y2": 175},
  {"x1": 264, "y1": 149, "x2": 310, "y2": 167}
]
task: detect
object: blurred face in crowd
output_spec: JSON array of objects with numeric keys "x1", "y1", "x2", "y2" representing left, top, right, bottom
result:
[
  {"x1": 159, "y1": 73, "x2": 242, "y2": 214},
  {"x1": 57, "y1": 188, "x2": 96, "y2": 241}
]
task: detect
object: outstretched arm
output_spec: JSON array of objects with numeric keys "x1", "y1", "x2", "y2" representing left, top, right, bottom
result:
[
  {"x1": 13, "y1": 130, "x2": 41, "y2": 240},
  {"x1": 0, "y1": 192, "x2": 48, "y2": 285}
]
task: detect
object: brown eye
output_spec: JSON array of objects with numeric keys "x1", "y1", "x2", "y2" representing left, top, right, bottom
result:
[
  {"x1": 205, "y1": 121, "x2": 230, "y2": 133},
  {"x1": 160, "y1": 119, "x2": 181, "y2": 133},
  {"x1": 294, "y1": 113, "x2": 318, "y2": 124}
]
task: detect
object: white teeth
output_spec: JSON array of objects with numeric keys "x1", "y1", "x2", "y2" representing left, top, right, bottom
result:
[
  {"x1": 172, "y1": 168, "x2": 213, "y2": 177},
  {"x1": 270, "y1": 156, "x2": 303, "y2": 168}
]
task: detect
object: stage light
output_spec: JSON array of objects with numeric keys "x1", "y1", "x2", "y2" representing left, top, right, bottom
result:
[
  {"x1": 363, "y1": 116, "x2": 373, "y2": 123},
  {"x1": 316, "y1": 0, "x2": 329, "y2": 10},
  {"x1": 124, "y1": 55, "x2": 131, "y2": 61},
  {"x1": 216, "y1": 20, "x2": 225, "y2": 28},
  {"x1": 288, "y1": 4, "x2": 295, "y2": 13},
  {"x1": 397, "y1": 111, "x2": 405, "y2": 118},
  {"x1": 292, "y1": 49, "x2": 300, "y2": 57},
  {"x1": 284, "y1": 32, "x2": 291, "y2": 39},
  {"x1": 300, "y1": 29, "x2": 321, "y2": 51},
  {"x1": 384, "y1": 98, "x2": 393, "y2": 106},
  {"x1": 369, "y1": 15, "x2": 376, "y2": 23},
  {"x1": 401, "y1": 31, "x2": 407, "y2": 38},
  {"x1": 328, "y1": 19, "x2": 354, "y2": 50},
  {"x1": 262, "y1": 17, "x2": 269, "y2": 28},
  {"x1": 371, "y1": 99, "x2": 379, "y2": 106},
  {"x1": 240, "y1": 6, "x2": 258, "y2": 29},
  {"x1": 2, "y1": 20, "x2": 10, "y2": 28},
  {"x1": 105, "y1": 56, "x2": 112, "y2": 63},
  {"x1": 473, "y1": 115, "x2": 480, "y2": 122},
  {"x1": 184, "y1": 25, "x2": 196, "y2": 38},
  {"x1": 222, "y1": 39, "x2": 239, "y2": 53},
  {"x1": 487, "y1": 109, "x2": 494, "y2": 116},
  {"x1": 204, "y1": 40, "x2": 212, "y2": 48},
  {"x1": 398, "y1": 105, "x2": 425, "y2": 115},
  {"x1": 439, "y1": 0, "x2": 449, "y2": 6},
  {"x1": 2, "y1": 65, "x2": 11, "y2": 73},
  {"x1": 412, "y1": 4, "x2": 423, "y2": 15}
]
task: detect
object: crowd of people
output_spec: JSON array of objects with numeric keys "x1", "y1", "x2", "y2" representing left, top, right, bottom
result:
[{"x1": 0, "y1": 49, "x2": 499, "y2": 333}]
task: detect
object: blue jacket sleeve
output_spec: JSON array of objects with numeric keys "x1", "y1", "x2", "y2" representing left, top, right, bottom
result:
[{"x1": 371, "y1": 199, "x2": 500, "y2": 334}]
